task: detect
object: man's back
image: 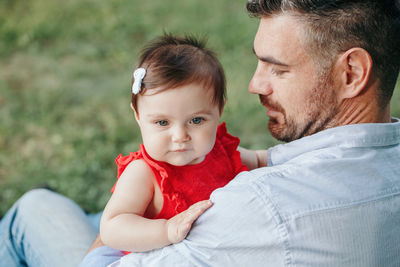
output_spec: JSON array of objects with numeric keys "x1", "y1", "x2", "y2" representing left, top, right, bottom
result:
[
  {"x1": 117, "y1": 119, "x2": 400, "y2": 266},
  {"x1": 259, "y1": 121, "x2": 400, "y2": 266}
]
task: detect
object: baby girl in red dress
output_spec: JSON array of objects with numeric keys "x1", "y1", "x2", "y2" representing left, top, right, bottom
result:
[{"x1": 100, "y1": 34, "x2": 268, "y2": 253}]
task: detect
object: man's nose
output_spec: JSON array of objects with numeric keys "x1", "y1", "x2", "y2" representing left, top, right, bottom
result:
[
  {"x1": 171, "y1": 126, "x2": 190, "y2": 143},
  {"x1": 248, "y1": 64, "x2": 273, "y2": 96}
]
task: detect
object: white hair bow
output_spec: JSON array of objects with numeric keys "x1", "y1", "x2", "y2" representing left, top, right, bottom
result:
[{"x1": 131, "y1": 68, "x2": 146, "y2": 94}]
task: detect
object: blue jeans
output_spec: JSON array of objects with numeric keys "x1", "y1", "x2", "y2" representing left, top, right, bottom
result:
[{"x1": 0, "y1": 189, "x2": 102, "y2": 267}]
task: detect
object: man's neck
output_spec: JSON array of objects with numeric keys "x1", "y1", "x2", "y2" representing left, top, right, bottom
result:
[{"x1": 334, "y1": 87, "x2": 391, "y2": 126}]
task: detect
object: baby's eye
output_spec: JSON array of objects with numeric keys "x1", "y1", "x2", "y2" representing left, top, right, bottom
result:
[
  {"x1": 156, "y1": 120, "x2": 169, "y2": 126},
  {"x1": 190, "y1": 117, "x2": 204, "y2": 125}
]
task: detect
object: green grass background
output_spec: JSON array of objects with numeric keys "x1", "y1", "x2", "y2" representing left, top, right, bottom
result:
[{"x1": 1, "y1": 0, "x2": 399, "y2": 216}]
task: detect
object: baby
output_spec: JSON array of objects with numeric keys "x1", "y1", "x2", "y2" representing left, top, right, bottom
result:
[{"x1": 99, "y1": 34, "x2": 267, "y2": 255}]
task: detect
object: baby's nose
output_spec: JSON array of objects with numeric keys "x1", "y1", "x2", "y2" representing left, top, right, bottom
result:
[{"x1": 171, "y1": 126, "x2": 190, "y2": 143}]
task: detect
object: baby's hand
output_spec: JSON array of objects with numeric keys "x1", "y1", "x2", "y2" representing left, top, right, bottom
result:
[{"x1": 166, "y1": 200, "x2": 213, "y2": 244}]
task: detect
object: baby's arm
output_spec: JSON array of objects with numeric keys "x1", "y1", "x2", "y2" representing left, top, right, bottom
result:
[
  {"x1": 100, "y1": 160, "x2": 212, "y2": 252},
  {"x1": 237, "y1": 147, "x2": 268, "y2": 170}
]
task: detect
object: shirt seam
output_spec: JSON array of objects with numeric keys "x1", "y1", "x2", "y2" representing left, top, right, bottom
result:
[
  {"x1": 252, "y1": 179, "x2": 294, "y2": 267},
  {"x1": 286, "y1": 189, "x2": 400, "y2": 220},
  {"x1": 261, "y1": 166, "x2": 400, "y2": 220}
]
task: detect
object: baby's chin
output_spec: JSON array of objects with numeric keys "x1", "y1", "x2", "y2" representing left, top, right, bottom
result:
[{"x1": 166, "y1": 155, "x2": 206, "y2": 166}]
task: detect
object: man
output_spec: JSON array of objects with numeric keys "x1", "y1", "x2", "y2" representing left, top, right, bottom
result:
[{"x1": 1, "y1": 0, "x2": 400, "y2": 266}]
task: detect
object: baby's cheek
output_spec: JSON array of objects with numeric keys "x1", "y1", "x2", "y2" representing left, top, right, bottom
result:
[
  {"x1": 144, "y1": 137, "x2": 163, "y2": 156},
  {"x1": 200, "y1": 133, "x2": 216, "y2": 154}
]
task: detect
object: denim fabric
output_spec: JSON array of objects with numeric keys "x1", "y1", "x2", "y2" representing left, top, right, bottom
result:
[
  {"x1": 78, "y1": 246, "x2": 124, "y2": 267},
  {"x1": 0, "y1": 189, "x2": 99, "y2": 267},
  {"x1": 111, "y1": 118, "x2": 400, "y2": 267}
]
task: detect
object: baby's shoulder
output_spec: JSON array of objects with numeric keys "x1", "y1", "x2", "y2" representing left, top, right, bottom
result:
[{"x1": 120, "y1": 158, "x2": 155, "y2": 182}]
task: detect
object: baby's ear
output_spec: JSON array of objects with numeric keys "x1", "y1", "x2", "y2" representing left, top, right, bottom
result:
[
  {"x1": 130, "y1": 103, "x2": 140, "y2": 121},
  {"x1": 219, "y1": 100, "x2": 226, "y2": 115}
]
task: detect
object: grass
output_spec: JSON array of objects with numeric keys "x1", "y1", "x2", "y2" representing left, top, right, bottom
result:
[{"x1": 0, "y1": 0, "x2": 399, "y2": 216}]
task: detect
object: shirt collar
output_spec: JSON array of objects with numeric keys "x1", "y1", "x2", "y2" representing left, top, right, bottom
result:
[{"x1": 268, "y1": 117, "x2": 400, "y2": 166}]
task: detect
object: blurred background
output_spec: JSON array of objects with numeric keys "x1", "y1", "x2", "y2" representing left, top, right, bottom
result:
[{"x1": 0, "y1": 0, "x2": 399, "y2": 217}]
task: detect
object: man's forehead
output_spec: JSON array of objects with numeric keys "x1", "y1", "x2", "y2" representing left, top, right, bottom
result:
[
  {"x1": 255, "y1": 15, "x2": 300, "y2": 43},
  {"x1": 254, "y1": 15, "x2": 309, "y2": 65}
]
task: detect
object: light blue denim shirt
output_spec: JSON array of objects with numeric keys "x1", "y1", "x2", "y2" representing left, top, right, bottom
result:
[{"x1": 110, "y1": 118, "x2": 400, "y2": 267}]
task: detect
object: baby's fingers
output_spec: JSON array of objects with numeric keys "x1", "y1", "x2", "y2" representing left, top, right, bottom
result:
[
  {"x1": 167, "y1": 200, "x2": 213, "y2": 243},
  {"x1": 184, "y1": 200, "x2": 213, "y2": 223}
]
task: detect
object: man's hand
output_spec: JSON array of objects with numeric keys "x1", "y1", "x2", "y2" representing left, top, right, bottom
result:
[{"x1": 166, "y1": 200, "x2": 213, "y2": 244}]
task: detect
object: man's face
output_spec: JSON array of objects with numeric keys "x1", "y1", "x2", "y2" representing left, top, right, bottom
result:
[{"x1": 249, "y1": 15, "x2": 340, "y2": 142}]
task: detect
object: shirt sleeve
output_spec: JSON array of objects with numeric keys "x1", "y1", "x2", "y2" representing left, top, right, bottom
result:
[{"x1": 108, "y1": 171, "x2": 286, "y2": 267}]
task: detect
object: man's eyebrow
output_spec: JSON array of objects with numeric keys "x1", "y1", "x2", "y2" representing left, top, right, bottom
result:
[{"x1": 252, "y1": 47, "x2": 289, "y2": 67}]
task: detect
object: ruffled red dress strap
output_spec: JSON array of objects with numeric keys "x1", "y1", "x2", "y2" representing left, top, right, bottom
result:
[
  {"x1": 111, "y1": 151, "x2": 143, "y2": 192},
  {"x1": 111, "y1": 145, "x2": 169, "y2": 193},
  {"x1": 216, "y1": 122, "x2": 249, "y2": 173}
]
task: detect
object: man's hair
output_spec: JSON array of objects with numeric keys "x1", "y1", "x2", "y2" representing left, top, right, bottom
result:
[
  {"x1": 131, "y1": 34, "x2": 226, "y2": 112},
  {"x1": 246, "y1": 0, "x2": 400, "y2": 105}
]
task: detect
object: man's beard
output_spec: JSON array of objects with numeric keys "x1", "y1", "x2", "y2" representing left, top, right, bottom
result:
[{"x1": 260, "y1": 70, "x2": 339, "y2": 142}]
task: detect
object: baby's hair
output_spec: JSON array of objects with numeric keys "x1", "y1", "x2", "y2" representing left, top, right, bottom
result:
[{"x1": 131, "y1": 33, "x2": 226, "y2": 112}]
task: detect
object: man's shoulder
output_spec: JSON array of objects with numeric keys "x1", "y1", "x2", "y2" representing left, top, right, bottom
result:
[
  {"x1": 188, "y1": 147, "x2": 400, "y2": 266},
  {"x1": 219, "y1": 149, "x2": 400, "y2": 221}
]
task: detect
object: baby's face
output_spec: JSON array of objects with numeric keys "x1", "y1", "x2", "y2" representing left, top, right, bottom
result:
[{"x1": 134, "y1": 83, "x2": 221, "y2": 166}]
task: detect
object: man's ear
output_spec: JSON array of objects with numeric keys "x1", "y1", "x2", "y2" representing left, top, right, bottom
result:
[
  {"x1": 336, "y1": 47, "x2": 372, "y2": 100},
  {"x1": 130, "y1": 103, "x2": 140, "y2": 123}
]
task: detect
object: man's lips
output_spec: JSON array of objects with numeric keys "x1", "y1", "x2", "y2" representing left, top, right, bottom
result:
[
  {"x1": 259, "y1": 96, "x2": 285, "y2": 124},
  {"x1": 260, "y1": 98, "x2": 278, "y2": 116},
  {"x1": 266, "y1": 109, "x2": 281, "y2": 117}
]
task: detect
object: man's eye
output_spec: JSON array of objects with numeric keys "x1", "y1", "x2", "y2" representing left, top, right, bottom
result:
[
  {"x1": 271, "y1": 68, "x2": 286, "y2": 76},
  {"x1": 156, "y1": 120, "x2": 168, "y2": 126},
  {"x1": 190, "y1": 117, "x2": 204, "y2": 125}
]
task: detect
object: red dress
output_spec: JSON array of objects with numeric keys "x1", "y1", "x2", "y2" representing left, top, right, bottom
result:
[{"x1": 111, "y1": 122, "x2": 248, "y2": 220}]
